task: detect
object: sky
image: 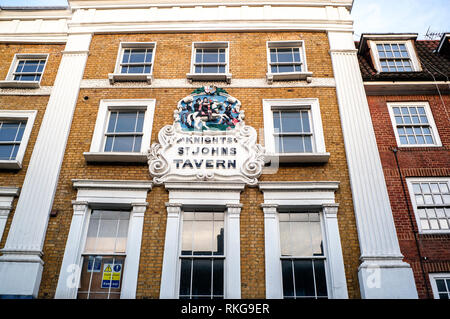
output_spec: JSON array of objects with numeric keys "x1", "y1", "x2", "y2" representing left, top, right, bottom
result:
[
  {"x1": 352, "y1": 0, "x2": 450, "y2": 40},
  {"x1": 0, "y1": 0, "x2": 449, "y2": 40}
]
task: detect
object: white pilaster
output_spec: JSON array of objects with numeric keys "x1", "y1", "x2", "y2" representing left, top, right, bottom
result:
[
  {"x1": 159, "y1": 203, "x2": 182, "y2": 299},
  {"x1": 0, "y1": 33, "x2": 92, "y2": 298},
  {"x1": 327, "y1": 30, "x2": 417, "y2": 298},
  {"x1": 225, "y1": 203, "x2": 242, "y2": 299},
  {"x1": 261, "y1": 203, "x2": 283, "y2": 299},
  {"x1": 54, "y1": 201, "x2": 90, "y2": 299},
  {"x1": 120, "y1": 202, "x2": 147, "y2": 299},
  {"x1": 322, "y1": 204, "x2": 348, "y2": 299}
]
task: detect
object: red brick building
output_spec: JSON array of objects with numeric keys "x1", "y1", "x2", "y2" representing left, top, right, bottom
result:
[{"x1": 358, "y1": 33, "x2": 450, "y2": 299}]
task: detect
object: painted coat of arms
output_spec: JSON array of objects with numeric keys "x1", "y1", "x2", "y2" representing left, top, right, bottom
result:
[
  {"x1": 177, "y1": 86, "x2": 243, "y2": 131},
  {"x1": 148, "y1": 86, "x2": 265, "y2": 185}
]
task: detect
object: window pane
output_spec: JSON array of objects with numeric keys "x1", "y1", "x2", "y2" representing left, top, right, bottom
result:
[
  {"x1": 133, "y1": 136, "x2": 142, "y2": 152},
  {"x1": 310, "y1": 216, "x2": 323, "y2": 256},
  {"x1": 193, "y1": 220, "x2": 213, "y2": 255},
  {"x1": 104, "y1": 136, "x2": 114, "y2": 152},
  {"x1": 112, "y1": 136, "x2": 134, "y2": 152},
  {"x1": 212, "y1": 259, "x2": 224, "y2": 297},
  {"x1": 213, "y1": 220, "x2": 224, "y2": 255},
  {"x1": 314, "y1": 259, "x2": 328, "y2": 297},
  {"x1": 122, "y1": 49, "x2": 130, "y2": 63},
  {"x1": 303, "y1": 136, "x2": 313, "y2": 152},
  {"x1": 0, "y1": 144, "x2": 14, "y2": 160},
  {"x1": 300, "y1": 111, "x2": 310, "y2": 132},
  {"x1": 115, "y1": 218, "x2": 129, "y2": 253},
  {"x1": 179, "y1": 259, "x2": 192, "y2": 297},
  {"x1": 0, "y1": 122, "x2": 21, "y2": 142},
  {"x1": 273, "y1": 112, "x2": 281, "y2": 132},
  {"x1": 282, "y1": 136, "x2": 303, "y2": 153},
  {"x1": 191, "y1": 259, "x2": 212, "y2": 297},
  {"x1": 293, "y1": 259, "x2": 315, "y2": 297},
  {"x1": 277, "y1": 48, "x2": 294, "y2": 63},
  {"x1": 202, "y1": 65, "x2": 219, "y2": 73},
  {"x1": 281, "y1": 260, "x2": 295, "y2": 297},
  {"x1": 278, "y1": 65, "x2": 295, "y2": 73},
  {"x1": 436, "y1": 279, "x2": 447, "y2": 292},
  {"x1": 129, "y1": 49, "x2": 146, "y2": 63},
  {"x1": 202, "y1": 49, "x2": 220, "y2": 63},
  {"x1": 288, "y1": 220, "x2": 312, "y2": 256},
  {"x1": 115, "y1": 112, "x2": 138, "y2": 133},
  {"x1": 280, "y1": 111, "x2": 301, "y2": 133},
  {"x1": 270, "y1": 49, "x2": 277, "y2": 63},
  {"x1": 293, "y1": 48, "x2": 301, "y2": 62},
  {"x1": 181, "y1": 220, "x2": 193, "y2": 255}
]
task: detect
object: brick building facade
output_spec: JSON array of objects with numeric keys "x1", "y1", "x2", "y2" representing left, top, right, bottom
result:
[
  {"x1": 358, "y1": 34, "x2": 450, "y2": 299},
  {"x1": 0, "y1": 0, "x2": 423, "y2": 299}
]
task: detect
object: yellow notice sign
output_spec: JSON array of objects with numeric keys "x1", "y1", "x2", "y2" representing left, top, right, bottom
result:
[{"x1": 101, "y1": 263, "x2": 122, "y2": 288}]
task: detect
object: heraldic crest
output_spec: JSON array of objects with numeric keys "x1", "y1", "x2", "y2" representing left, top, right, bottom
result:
[{"x1": 176, "y1": 86, "x2": 244, "y2": 131}]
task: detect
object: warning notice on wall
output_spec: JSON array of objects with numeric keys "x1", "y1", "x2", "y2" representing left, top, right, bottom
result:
[{"x1": 101, "y1": 262, "x2": 122, "y2": 289}]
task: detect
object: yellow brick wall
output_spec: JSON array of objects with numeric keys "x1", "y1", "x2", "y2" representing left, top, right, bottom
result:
[
  {"x1": 0, "y1": 43, "x2": 64, "y2": 86},
  {"x1": 0, "y1": 34, "x2": 361, "y2": 299},
  {"x1": 84, "y1": 32, "x2": 334, "y2": 80}
]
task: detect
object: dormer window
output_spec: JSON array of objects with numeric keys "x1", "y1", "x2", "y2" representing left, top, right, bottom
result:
[
  {"x1": 376, "y1": 43, "x2": 412, "y2": 72},
  {"x1": 359, "y1": 34, "x2": 422, "y2": 73}
]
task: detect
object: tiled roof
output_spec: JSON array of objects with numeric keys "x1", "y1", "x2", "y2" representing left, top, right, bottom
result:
[{"x1": 358, "y1": 40, "x2": 450, "y2": 81}]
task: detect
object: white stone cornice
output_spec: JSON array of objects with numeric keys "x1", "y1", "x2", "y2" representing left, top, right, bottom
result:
[
  {"x1": 72, "y1": 179, "x2": 153, "y2": 190},
  {"x1": 80, "y1": 77, "x2": 336, "y2": 89},
  {"x1": 0, "y1": 86, "x2": 53, "y2": 96},
  {"x1": 259, "y1": 181, "x2": 340, "y2": 191}
]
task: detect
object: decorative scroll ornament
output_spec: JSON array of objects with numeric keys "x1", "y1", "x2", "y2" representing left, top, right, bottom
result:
[{"x1": 147, "y1": 86, "x2": 266, "y2": 185}]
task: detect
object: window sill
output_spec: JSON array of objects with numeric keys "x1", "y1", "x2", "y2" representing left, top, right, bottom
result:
[
  {"x1": 0, "y1": 160, "x2": 22, "y2": 170},
  {"x1": 0, "y1": 80, "x2": 40, "y2": 89},
  {"x1": 83, "y1": 152, "x2": 148, "y2": 163},
  {"x1": 108, "y1": 73, "x2": 153, "y2": 84},
  {"x1": 397, "y1": 144, "x2": 443, "y2": 148},
  {"x1": 418, "y1": 230, "x2": 450, "y2": 235},
  {"x1": 266, "y1": 72, "x2": 313, "y2": 84},
  {"x1": 266, "y1": 152, "x2": 330, "y2": 163},
  {"x1": 186, "y1": 73, "x2": 232, "y2": 84}
]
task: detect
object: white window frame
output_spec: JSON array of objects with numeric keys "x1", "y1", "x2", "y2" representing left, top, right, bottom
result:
[
  {"x1": 54, "y1": 179, "x2": 152, "y2": 299},
  {"x1": 0, "y1": 110, "x2": 37, "y2": 169},
  {"x1": 266, "y1": 41, "x2": 313, "y2": 84},
  {"x1": 84, "y1": 99, "x2": 155, "y2": 163},
  {"x1": 262, "y1": 98, "x2": 329, "y2": 163},
  {"x1": 108, "y1": 42, "x2": 156, "y2": 84},
  {"x1": 278, "y1": 210, "x2": 330, "y2": 299},
  {"x1": 387, "y1": 102, "x2": 442, "y2": 147},
  {"x1": 259, "y1": 181, "x2": 348, "y2": 299},
  {"x1": 177, "y1": 209, "x2": 227, "y2": 299},
  {"x1": 186, "y1": 42, "x2": 232, "y2": 84},
  {"x1": 160, "y1": 182, "x2": 243, "y2": 299},
  {"x1": 429, "y1": 273, "x2": 450, "y2": 299},
  {"x1": 0, "y1": 54, "x2": 48, "y2": 88},
  {"x1": 406, "y1": 177, "x2": 450, "y2": 234},
  {"x1": 368, "y1": 40, "x2": 421, "y2": 73}
]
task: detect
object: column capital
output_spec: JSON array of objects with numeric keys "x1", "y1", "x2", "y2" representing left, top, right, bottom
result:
[
  {"x1": 165, "y1": 202, "x2": 182, "y2": 217},
  {"x1": 71, "y1": 201, "x2": 89, "y2": 214},
  {"x1": 322, "y1": 203, "x2": 339, "y2": 217},
  {"x1": 131, "y1": 202, "x2": 148, "y2": 215},
  {"x1": 261, "y1": 203, "x2": 278, "y2": 218}
]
